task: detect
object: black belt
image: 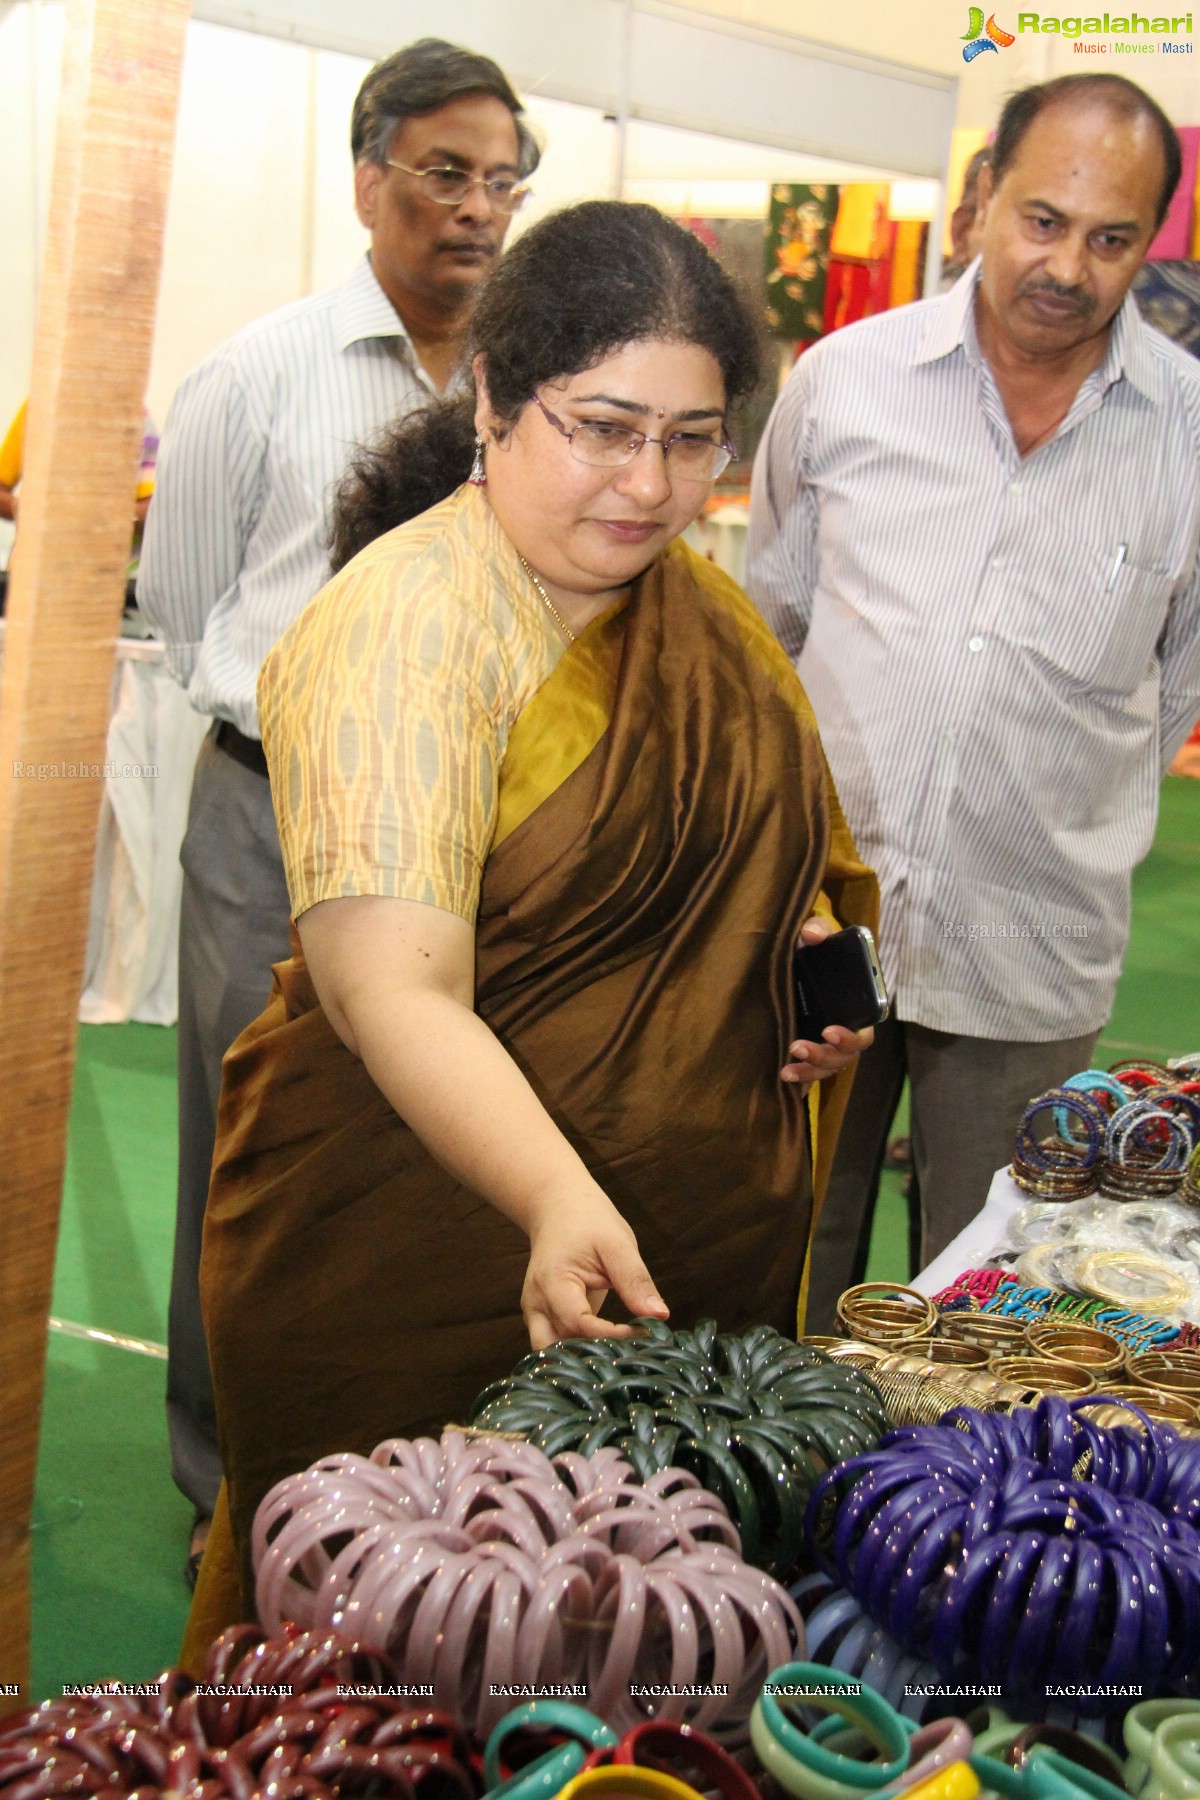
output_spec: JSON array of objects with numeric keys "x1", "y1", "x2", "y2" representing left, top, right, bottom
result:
[{"x1": 214, "y1": 719, "x2": 269, "y2": 779}]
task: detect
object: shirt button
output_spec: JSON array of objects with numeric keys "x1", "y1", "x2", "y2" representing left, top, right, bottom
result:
[
  {"x1": 968, "y1": 636, "x2": 985, "y2": 653},
  {"x1": 990, "y1": 556, "x2": 1003, "y2": 569},
  {"x1": 1010, "y1": 482, "x2": 1023, "y2": 496}
]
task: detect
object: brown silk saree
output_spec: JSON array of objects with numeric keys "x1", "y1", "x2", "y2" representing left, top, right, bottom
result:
[{"x1": 199, "y1": 538, "x2": 876, "y2": 1618}]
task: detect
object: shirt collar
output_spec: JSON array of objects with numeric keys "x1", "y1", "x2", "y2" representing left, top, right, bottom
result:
[
  {"x1": 1100, "y1": 290, "x2": 1162, "y2": 403},
  {"x1": 914, "y1": 258, "x2": 982, "y2": 368},
  {"x1": 914, "y1": 257, "x2": 1163, "y2": 405},
  {"x1": 333, "y1": 254, "x2": 412, "y2": 353}
]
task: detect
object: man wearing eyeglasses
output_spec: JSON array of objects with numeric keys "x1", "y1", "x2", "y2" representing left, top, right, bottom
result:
[{"x1": 137, "y1": 36, "x2": 538, "y2": 1584}]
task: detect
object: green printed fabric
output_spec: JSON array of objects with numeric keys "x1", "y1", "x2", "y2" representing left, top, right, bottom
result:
[{"x1": 764, "y1": 183, "x2": 840, "y2": 341}]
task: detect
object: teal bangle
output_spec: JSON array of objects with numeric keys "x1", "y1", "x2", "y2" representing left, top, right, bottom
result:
[
  {"x1": 1022, "y1": 1753, "x2": 1131, "y2": 1800},
  {"x1": 483, "y1": 1702, "x2": 617, "y2": 1792},
  {"x1": 486, "y1": 1744, "x2": 588, "y2": 1800},
  {"x1": 755, "y1": 1663, "x2": 911, "y2": 1791},
  {"x1": 968, "y1": 1755, "x2": 1027, "y2": 1800}
]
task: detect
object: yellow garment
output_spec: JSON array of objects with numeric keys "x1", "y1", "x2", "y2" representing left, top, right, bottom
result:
[
  {"x1": 0, "y1": 401, "x2": 25, "y2": 490},
  {"x1": 889, "y1": 220, "x2": 925, "y2": 310},
  {"x1": 830, "y1": 185, "x2": 887, "y2": 261},
  {"x1": 259, "y1": 485, "x2": 573, "y2": 925},
  {"x1": 0, "y1": 398, "x2": 156, "y2": 499}
]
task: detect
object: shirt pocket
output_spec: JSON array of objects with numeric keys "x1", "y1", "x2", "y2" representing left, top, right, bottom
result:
[{"x1": 1001, "y1": 532, "x2": 1175, "y2": 696}]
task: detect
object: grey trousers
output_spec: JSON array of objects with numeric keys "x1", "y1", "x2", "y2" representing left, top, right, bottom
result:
[
  {"x1": 166, "y1": 727, "x2": 293, "y2": 1516},
  {"x1": 804, "y1": 1013, "x2": 1099, "y2": 1335}
]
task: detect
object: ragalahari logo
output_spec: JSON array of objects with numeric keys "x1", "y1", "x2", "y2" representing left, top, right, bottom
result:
[{"x1": 962, "y1": 7, "x2": 1017, "y2": 55}]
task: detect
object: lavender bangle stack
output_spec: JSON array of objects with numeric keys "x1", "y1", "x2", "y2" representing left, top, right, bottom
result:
[{"x1": 253, "y1": 1429, "x2": 804, "y2": 1740}]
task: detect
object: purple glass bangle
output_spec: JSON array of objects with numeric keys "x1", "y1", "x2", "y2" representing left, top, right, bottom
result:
[
  {"x1": 1004, "y1": 1536, "x2": 1074, "y2": 1690},
  {"x1": 885, "y1": 1506, "x2": 971, "y2": 1646},
  {"x1": 806, "y1": 1395, "x2": 1200, "y2": 1710},
  {"x1": 979, "y1": 1532, "x2": 1045, "y2": 1689}
]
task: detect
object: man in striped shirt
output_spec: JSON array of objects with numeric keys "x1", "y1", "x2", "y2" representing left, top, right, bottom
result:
[
  {"x1": 748, "y1": 74, "x2": 1200, "y2": 1329},
  {"x1": 138, "y1": 38, "x2": 538, "y2": 1577}
]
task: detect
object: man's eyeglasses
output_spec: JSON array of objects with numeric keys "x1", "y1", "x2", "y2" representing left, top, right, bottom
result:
[
  {"x1": 532, "y1": 395, "x2": 735, "y2": 482},
  {"x1": 386, "y1": 161, "x2": 531, "y2": 215}
]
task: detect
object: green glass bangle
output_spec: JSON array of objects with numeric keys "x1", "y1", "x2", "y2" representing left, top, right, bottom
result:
[
  {"x1": 752, "y1": 1701, "x2": 895, "y2": 1800},
  {"x1": 1146, "y1": 1716, "x2": 1200, "y2": 1800},
  {"x1": 754, "y1": 1663, "x2": 911, "y2": 1790},
  {"x1": 1124, "y1": 1699, "x2": 1200, "y2": 1796},
  {"x1": 468, "y1": 1323, "x2": 887, "y2": 1574}
]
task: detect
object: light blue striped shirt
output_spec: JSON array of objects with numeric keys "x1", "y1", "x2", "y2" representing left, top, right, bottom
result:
[
  {"x1": 138, "y1": 255, "x2": 435, "y2": 737},
  {"x1": 747, "y1": 265, "x2": 1200, "y2": 1041}
]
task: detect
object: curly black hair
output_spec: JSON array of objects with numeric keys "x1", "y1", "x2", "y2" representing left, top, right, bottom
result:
[{"x1": 330, "y1": 201, "x2": 761, "y2": 571}]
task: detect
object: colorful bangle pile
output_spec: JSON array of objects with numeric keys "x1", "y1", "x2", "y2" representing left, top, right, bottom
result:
[
  {"x1": 253, "y1": 1429, "x2": 802, "y2": 1739},
  {"x1": 0, "y1": 1625, "x2": 472, "y2": 1800},
  {"x1": 1181, "y1": 1146, "x2": 1200, "y2": 1211},
  {"x1": 1011, "y1": 1092, "x2": 1106, "y2": 1200},
  {"x1": 804, "y1": 1394, "x2": 1200, "y2": 1712},
  {"x1": 933, "y1": 1270, "x2": 1184, "y2": 1349},
  {"x1": 1100, "y1": 1098, "x2": 1196, "y2": 1201},
  {"x1": 1015, "y1": 1060, "x2": 1200, "y2": 1205},
  {"x1": 467, "y1": 1321, "x2": 888, "y2": 1575}
]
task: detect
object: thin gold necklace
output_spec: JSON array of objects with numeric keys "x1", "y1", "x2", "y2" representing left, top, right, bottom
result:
[{"x1": 518, "y1": 554, "x2": 576, "y2": 644}]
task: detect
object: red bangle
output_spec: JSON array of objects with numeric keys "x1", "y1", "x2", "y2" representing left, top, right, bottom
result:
[{"x1": 611, "y1": 1721, "x2": 761, "y2": 1800}]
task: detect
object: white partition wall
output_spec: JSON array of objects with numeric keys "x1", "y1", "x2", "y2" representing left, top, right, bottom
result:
[{"x1": 194, "y1": 0, "x2": 955, "y2": 176}]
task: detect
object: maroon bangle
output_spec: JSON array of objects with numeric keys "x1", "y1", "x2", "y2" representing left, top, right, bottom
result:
[
  {"x1": 612, "y1": 1721, "x2": 762, "y2": 1800},
  {"x1": 1005, "y1": 1725, "x2": 1128, "y2": 1788}
]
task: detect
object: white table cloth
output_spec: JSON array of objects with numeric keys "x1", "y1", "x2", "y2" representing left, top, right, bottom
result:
[{"x1": 0, "y1": 620, "x2": 208, "y2": 1024}]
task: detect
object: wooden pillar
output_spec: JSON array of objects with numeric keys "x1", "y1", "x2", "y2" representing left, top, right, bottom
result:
[{"x1": 0, "y1": 0, "x2": 189, "y2": 1701}]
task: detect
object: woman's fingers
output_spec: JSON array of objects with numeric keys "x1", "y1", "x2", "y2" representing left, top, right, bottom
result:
[
  {"x1": 604, "y1": 1239, "x2": 669, "y2": 1324},
  {"x1": 526, "y1": 1297, "x2": 637, "y2": 1350},
  {"x1": 521, "y1": 1212, "x2": 669, "y2": 1349},
  {"x1": 781, "y1": 1023, "x2": 874, "y2": 1084}
]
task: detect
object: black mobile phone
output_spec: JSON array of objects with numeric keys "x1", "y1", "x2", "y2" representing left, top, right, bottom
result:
[{"x1": 792, "y1": 924, "x2": 890, "y2": 1038}]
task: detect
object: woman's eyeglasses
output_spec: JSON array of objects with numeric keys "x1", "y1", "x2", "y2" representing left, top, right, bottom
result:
[
  {"x1": 386, "y1": 161, "x2": 531, "y2": 215},
  {"x1": 533, "y1": 395, "x2": 735, "y2": 482}
]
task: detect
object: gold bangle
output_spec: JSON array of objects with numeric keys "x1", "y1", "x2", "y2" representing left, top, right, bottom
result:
[
  {"x1": 1084, "y1": 1382, "x2": 1199, "y2": 1428},
  {"x1": 836, "y1": 1282, "x2": 937, "y2": 1344},
  {"x1": 988, "y1": 1355, "x2": 1095, "y2": 1395},
  {"x1": 1077, "y1": 1251, "x2": 1191, "y2": 1313},
  {"x1": 1025, "y1": 1322, "x2": 1124, "y2": 1373},
  {"x1": 938, "y1": 1312, "x2": 1027, "y2": 1354}
]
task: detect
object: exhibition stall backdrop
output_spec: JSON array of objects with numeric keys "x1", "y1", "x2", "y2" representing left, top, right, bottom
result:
[{"x1": 0, "y1": 0, "x2": 954, "y2": 502}]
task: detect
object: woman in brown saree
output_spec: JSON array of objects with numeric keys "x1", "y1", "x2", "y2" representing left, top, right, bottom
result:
[{"x1": 193, "y1": 201, "x2": 878, "y2": 1635}]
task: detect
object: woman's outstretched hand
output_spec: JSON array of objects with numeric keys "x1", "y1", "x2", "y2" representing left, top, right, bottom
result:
[
  {"x1": 780, "y1": 914, "x2": 875, "y2": 1094},
  {"x1": 523, "y1": 1191, "x2": 669, "y2": 1349}
]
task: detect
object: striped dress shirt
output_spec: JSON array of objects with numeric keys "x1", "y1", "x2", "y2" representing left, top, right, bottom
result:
[
  {"x1": 138, "y1": 255, "x2": 435, "y2": 737},
  {"x1": 747, "y1": 266, "x2": 1200, "y2": 1042}
]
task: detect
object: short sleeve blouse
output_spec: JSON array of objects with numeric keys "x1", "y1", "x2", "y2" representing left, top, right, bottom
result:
[{"x1": 258, "y1": 485, "x2": 566, "y2": 922}]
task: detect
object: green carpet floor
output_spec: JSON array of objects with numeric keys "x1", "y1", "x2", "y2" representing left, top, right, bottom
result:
[{"x1": 20, "y1": 774, "x2": 1200, "y2": 1698}]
